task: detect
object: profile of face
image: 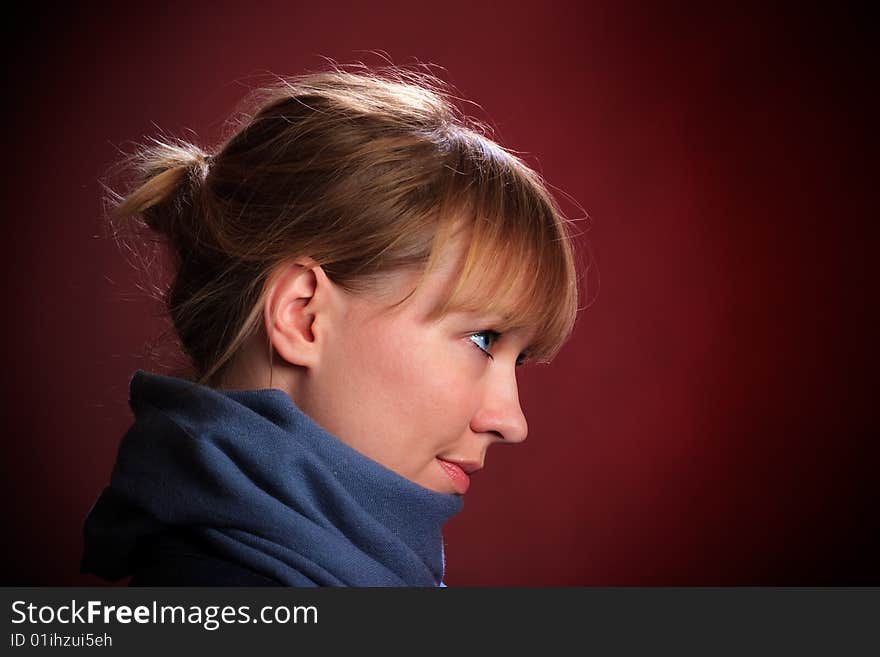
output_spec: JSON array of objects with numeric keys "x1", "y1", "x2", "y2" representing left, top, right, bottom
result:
[{"x1": 254, "y1": 231, "x2": 533, "y2": 495}]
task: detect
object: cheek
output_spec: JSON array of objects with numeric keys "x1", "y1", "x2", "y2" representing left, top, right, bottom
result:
[{"x1": 356, "y1": 325, "x2": 474, "y2": 429}]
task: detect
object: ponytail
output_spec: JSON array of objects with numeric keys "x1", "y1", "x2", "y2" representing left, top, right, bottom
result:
[{"x1": 109, "y1": 139, "x2": 212, "y2": 261}]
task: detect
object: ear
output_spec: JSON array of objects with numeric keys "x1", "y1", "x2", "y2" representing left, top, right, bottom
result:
[{"x1": 263, "y1": 258, "x2": 337, "y2": 370}]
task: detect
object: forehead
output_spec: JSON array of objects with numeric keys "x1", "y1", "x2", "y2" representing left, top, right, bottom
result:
[{"x1": 410, "y1": 236, "x2": 468, "y2": 315}]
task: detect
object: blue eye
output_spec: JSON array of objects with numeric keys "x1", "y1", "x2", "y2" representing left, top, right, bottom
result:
[
  {"x1": 469, "y1": 330, "x2": 499, "y2": 353},
  {"x1": 469, "y1": 330, "x2": 527, "y2": 367}
]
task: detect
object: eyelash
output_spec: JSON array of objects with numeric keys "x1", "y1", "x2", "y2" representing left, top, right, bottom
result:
[{"x1": 469, "y1": 330, "x2": 527, "y2": 367}]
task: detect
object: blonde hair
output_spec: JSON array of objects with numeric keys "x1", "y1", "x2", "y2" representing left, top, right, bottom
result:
[{"x1": 104, "y1": 65, "x2": 587, "y2": 388}]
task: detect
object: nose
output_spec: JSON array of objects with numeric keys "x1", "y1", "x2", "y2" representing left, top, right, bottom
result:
[{"x1": 469, "y1": 367, "x2": 529, "y2": 444}]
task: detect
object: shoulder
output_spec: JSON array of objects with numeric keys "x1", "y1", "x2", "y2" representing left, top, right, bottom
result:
[{"x1": 129, "y1": 528, "x2": 280, "y2": 587}]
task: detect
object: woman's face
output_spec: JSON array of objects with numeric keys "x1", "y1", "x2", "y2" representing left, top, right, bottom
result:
[{"x1": 295, "y1": 236, "x2": 533, "y2": 495}]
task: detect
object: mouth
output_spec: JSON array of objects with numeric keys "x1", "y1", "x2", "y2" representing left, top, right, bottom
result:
[{"x1": 436, "y1": 458, "x2": 482, "y2": 495}]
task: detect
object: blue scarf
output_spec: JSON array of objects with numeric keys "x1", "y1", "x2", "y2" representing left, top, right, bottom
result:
[{"x1": 81, "y1": 369, "x2": 463, "y2": 586}]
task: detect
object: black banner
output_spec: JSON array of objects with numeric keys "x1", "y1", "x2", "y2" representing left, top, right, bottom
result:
[{"x1": 1, "y1": 588, "x2": 876, "y2": 653}]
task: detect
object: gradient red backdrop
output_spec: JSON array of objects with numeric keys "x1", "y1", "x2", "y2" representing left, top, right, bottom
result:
[{"x1": 2, "y1": 2, "x2": 874, "y2": 585}]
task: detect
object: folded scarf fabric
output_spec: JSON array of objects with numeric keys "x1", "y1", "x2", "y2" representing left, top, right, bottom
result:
[{"x1": 81, "y1": 369, "x2": 463, "y2": 586}]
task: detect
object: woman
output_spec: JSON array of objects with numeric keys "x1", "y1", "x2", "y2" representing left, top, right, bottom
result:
[{"x1": 80, "y1": 65, "x2": 582, "y2": 586}]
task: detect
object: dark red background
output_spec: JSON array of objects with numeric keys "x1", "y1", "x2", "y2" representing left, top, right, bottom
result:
[{"x1": 2, "y1": 2, "x2": 874, "y2": 585}]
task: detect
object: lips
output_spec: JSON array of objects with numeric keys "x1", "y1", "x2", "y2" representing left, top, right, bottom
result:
[{"x1": 436, "y1": 458, "x2": 482, "y2": 495}]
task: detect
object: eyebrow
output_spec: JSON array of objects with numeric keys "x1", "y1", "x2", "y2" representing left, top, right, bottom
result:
[
  {"x1": 449, "y1": 310, "x2": 533, "y2": 338},
  {"x1": 450, "y1": 309, "x2": 516, "y2": 326}
]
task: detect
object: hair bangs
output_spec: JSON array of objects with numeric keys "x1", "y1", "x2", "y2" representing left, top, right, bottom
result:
[{"x1": 415, "y1": 130, "x2": 580, "y2": 364}]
